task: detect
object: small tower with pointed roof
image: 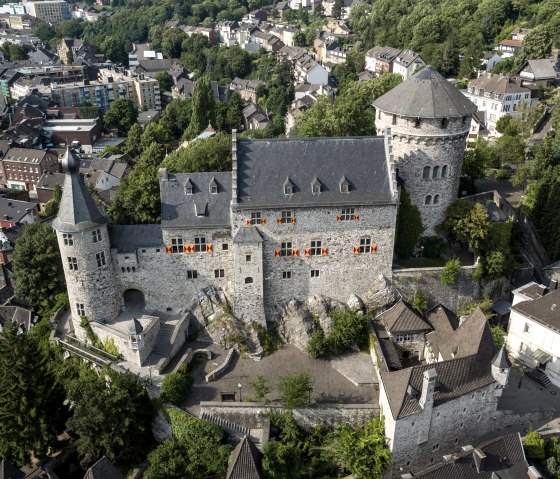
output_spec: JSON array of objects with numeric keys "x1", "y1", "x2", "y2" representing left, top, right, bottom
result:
[
  {"x1": 491, "y1": 345, "x2": 511, "y2": 391},
  {"x1": 373, "y1": 66, "x2": 477, "y2": 233},
  {"x1": 53, "y1": 147, "x2": 120, "y2": 340}
]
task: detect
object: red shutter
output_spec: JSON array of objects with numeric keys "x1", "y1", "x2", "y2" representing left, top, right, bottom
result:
[
  {"x1": 165, "y1": 246, "x2": 172, "y2": 254},
  {"x1": 353, "y1": 246, "x2": 360, "y2": 255},
  {"x1": 371, "y1": 244, "x2": 378, "y2": 254},
  {"x1": 322, "y1": 247, "x2": 328, "y2": 256},
  {"x1": 292, "y1": 248, "x2": 299, "y2": 257},
  {"x1": 206, "y1": 244, "x2": 214, "y2": 253}
]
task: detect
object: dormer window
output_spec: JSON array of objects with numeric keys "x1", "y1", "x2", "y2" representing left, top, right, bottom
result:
[
  {"x1": 185, "y1": 179, "x2": 193, "y2": 195},
  {"x1": 283, "y1": 177, "x2": 294, "y2": 195},
  {"x1": 209, "y1": 178, "x2": 218, "y2": 194},
  {"x1": 311, "y1": 177, "x2": 321, "y2": 194},
  {"x1": 339, "y1": 176, "x2": 349, "y2": 193}
]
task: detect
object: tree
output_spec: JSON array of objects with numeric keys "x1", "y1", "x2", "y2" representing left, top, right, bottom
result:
[
  {"x1": 161, "y1": 133, "x2": 232, "y2": 173},
  {"x1": 491, "y1": 324, "x2": 506, "y2": 349},
  {"x1": 160, "y1": 369, "x2": 193, "y2": 405},
  {"x1": 519, "y1": 25, "x2": 552, "y2": 62},
  {"x1": 109, "y1": 142, "x2": 164, "y2": 224},
  {"x1": 440, "y1": 258, "x2": 461, "y2": 285},
  {"x1": 0, "y1": 322, "x2": 68, "y2": 466},
  {"x1": 159, "y1": 98, "x2": 193, "y2": 140},
  {"x1": 78, "y1": 103, "x2": 102, "y2": 119},
  {"x1": 161, "y1": 28, "x2": 187, "y2": 59},
  {"x1": 66, "y1": 365, "x2": 153, "y2": 468},
  {"x1": 524, "y1": 430, "x2": 546, "y2": 460},
  {"x1": 66, "y1": 50, "x2": 74, "y2": 64},
  {"x1": 154, "y1": 71, "x2": 173, "y2": 93},
  {"x1": 332, "y1": 0, "x2": 344, "y2": 19},
  {"x1": 279, "y1": 372, "x2": 313, "y2": 409},
  {"x1": 140, "y1": 122, "x2": 172, "y2": 150},
  {"x1": 185, "y1": 75, "x2": 216, "y2": 139},
  {"x1": 395, "y1": 189, "x2": 425, "y2": 257},
  {"x1": 440, "y1": 201, "x2": 490, "y2": 251},
  {"x1": 327, "y1": 418, "x2": 392, "y2": 479},
  {"x1": 250, "y1": 375, "x2": 271, "y2": 402},
  {"x1": 103, "y1": 99, "x2": 138, "y2": 134},
  {"x1": 262, "y1": 440, "x2": 304, "y2": 479},
  {"x1": 412, "y1": 289, "x2": 429, "y2": 314},
  {"x1": 40, "y1": 184, "x2": 62, "y2": 218},
  {"x1": 123, "y1": 123, "x2": 143, "y2": 159},
  {"x1": 12, "y1": 223, "x2": 65, "y2": 315}
]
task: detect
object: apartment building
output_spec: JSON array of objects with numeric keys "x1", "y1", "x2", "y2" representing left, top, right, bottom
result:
[
  {"x1": 25, "y1": 0, "x2": 70, "y2": 24},
  {"x1": 0, "y1": 147, "x2": 59, "y2": 191}
]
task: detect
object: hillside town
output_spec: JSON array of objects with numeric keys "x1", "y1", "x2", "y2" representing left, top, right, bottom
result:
[{"x1": 0, "y1": 0, "x2": 559, "y2": 477}]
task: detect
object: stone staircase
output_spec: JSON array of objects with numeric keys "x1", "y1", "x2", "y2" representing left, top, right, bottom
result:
[
  {"x1": 200, "y1": 412, "x2": 250, "y2": 438},
  {"x1": 526, "y1": 368, "x2": 552, "y2": 388},
  {"x1": 144, "y1": 313, "x2": 187, "y2": 373}
]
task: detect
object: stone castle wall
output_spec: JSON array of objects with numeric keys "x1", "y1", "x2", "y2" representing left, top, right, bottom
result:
[
  {"x1": 377, "y1": 112, "x2": 471, "y2": 234},
  {"x1": 231, "y1": 204, "x2": 398, "y2": 318},
  {"x1": 233, "y1": 239, "x2": 266, "y2": 325},
  {"x1": 56, "y1": 226, "x2": 120, "y2": 334}
]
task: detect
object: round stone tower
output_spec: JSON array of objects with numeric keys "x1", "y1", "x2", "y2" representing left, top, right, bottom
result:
[
  {"x1": 52, "y1": 147, "x2": 120, "y2": 340},
  {"x1": 373, "y1": 66, "x2": 477, "y2": 234}
]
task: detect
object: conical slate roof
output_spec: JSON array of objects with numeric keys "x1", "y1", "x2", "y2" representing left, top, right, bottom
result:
[
  {"x1": 127, "y1": 317, "x2": 143, "y2": 335},
  {"x1": 492, "y1": 346, "x2": 511, "y2": 369},
  {"x1": 52, "y1": 147, "x2": 107, "y2": 233},
  {"x1": 226, "y1": 436, "x2": 263, "y2": 479},
  {"x1": 373, "y1": 66, "x2": 477, "y2": 119}
]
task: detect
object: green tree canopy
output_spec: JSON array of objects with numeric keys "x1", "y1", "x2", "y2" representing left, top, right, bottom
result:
[
  {"x1": 395, "y1": 189, "x2": 425, "y2": 258},
  {"x1": 279, "y1": 372, "x2": 314, "y2": 409},
  {"x1": 161, "y1": 133, "x2": 232, "y2": 173},
  {"x1": 154, "y1": 71, "x2": 174, "y2": 93},
  {"x1": 185, "y1": 75, "x2": 216, "y2": 140},
  {"x1": 12, "y1": 223, "x2": 65, "y2": 315},
  {"x1": 103, "y1": 99, "x2": 138, "y2": 134},
  {"x1": 519, "y1": 25, "x2": 553, "y2": 63}
]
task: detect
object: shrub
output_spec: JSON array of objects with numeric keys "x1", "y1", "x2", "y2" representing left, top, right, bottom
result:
[
  {"x1": 250, "y1": 375, "x2": 271, "y2": 402},
  {"x1": 491, "y1": 325, "x2": 506, "y2": 349},
  {"x1": 307, "y1": 328, "x2": 328, "y2": 358},
  {"x1": 279, "y1": 372, "x2": 313, "y2": 409},
  {"x1": 327, "y1": 309, "x2": 369, "y2": 355},
  {"x1": 440, "y1": 258, "x2": 461, "y2": 285},
  {"x1": 419, "y1": 236, "x2": 445, "y2": 258},
  {"x1": 524, "y1": 430, "x2": 546, "y2": 460},
  {"x1": 412, "y1": 290, "x2": 429, "y2": 314},
  {"x1": 160, "y1": 371, "x2": 193, "y2": 405}
]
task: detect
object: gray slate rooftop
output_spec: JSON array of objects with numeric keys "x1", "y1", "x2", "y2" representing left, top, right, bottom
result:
[
  {"x1": 234, "y1": 226, "x2": 263, "y2": 244},
  {"x1": 160, "y1": 172, "x2": 232, "y2": 228},
  {"x1": 236, "y1": 136, "x2": 395, "y2": 208},
  {"x1": 512, "y1": 288, "x2": 560, "y2": 333},
  {"x1": 226, "y1": 436, "x2": 263, "y2": 479},
  {"x1": 108, "y1": 224, "x2": 163, "y2": 253},
  {"x1": 83, "y1": 456, "x2": 123, "y2": 479},
  {"x1": 378, "y1": 300, "x2": 432, "y2": 333},
  {"x1": 373, "y1": 66, "x2": 477, "y2": 118}
]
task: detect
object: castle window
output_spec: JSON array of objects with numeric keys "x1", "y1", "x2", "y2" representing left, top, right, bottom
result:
[
  {"x1": 215, "y1": 268, "x2": 225, "y2": 278},
  {"x1": 425, "y1": 195, "x2": 432, "y2": 205},
  {"x1": 432, "y1": 444, "x2": 439, "y2": 451},
  {"x1": 524, "y1": 323, "x2": 530, "y2": 333},
  {"x1": 194, "y1": 236, "x2": 207, "y2": 252},
  {"x1": 423, "y1": 166, "x2": 430, "y2": 179},
  {"x1": 245, "y1": 277, "x2": 253, "y2": 284},
  {"x1": 76, "y1": 303, "x2": 85, "y2": 316},
  {"x1": 187, "y1": 270, "x2": 198, "y2": 279},
  {"x1": 441, "y1": 165, "x2": 448, "y2": 178},
  {"x1": 310, "y1": 269, "x2": 320, "y2": 278},
  {"x1": 358, "y1": 237, "x2": 371, "y2": 254},
  {"x1": 67, "y1": 257, "x2": 78, "y2": 271},
  {"x1": 210, "y1": 183, "x2": 218, "y2": 194},
  {"x1": 340, "y1": 207, "x2": 355, "y2": 221},
  {"x1": 392, "y1": 114, "x2": 397, "y2": 125},
  {"x1": 282, "y1": 270, "x2": 292, "y2": 279},
  {"x1": 96, "y1": 251, "x2": 106, "y2": 267},
  {"x1": 63, "y1": 233, "x2": 73, "y2": 246},
  {"x1": 415, "y1": 118, "x2": 421, "y2": 128},
  {"x1": 283, "y1": 178, "x2": 294, "y2": 195},
  {"x1": 433, "y1": 195, "x2": 440, "y2": 205},
  {"x1": 222, "y1": 243, "x2": 229, "y2": 251},
  {"x1": 92, "y1": 229, "x2": 102, "y2": 243},
  {"x1": 339, "y1": 176, "x2": 350, "y2": 193},
  {"x1": 122, "y1": 267, "x2": 125, "y2": 272},
  {"x1": 171, "y1": 237, "x2": 183, "y2": 253},
  {"x1": 432, "y1": 166, "x2": 439, "y2": 179},
  {"x1": 246, "y1": 254, "x2": 252, "y2": 262},
  {"x1": 185, "y1": 179, "x2": 193, "y2": 195},
  {"x1": 251, "y1": 212, "x2": 262, "y2": 223},
  {"x1": 311, "y1": 178, "x2": 321, "y2": 194},
  {"x1": 310, "y1": 240, "x2": 322, "y2": 256},
  {"x1": 280, "y1": 210, "x2": 293, "y2": 224},
  {"x1": 441, "y1": 118, "x2": 448, "y2": 129},
  {"x1": 280, "y1": 241, "x2": 292, "y2": 257}
]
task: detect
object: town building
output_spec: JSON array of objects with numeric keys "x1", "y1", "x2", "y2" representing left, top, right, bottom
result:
[
  {"x1": 481, "y1": 52, "x2": 502, "y2": 72},
  {"x1": 25, "y1": 0, "x2": 70, "y2": 24},
  {"x1": 365, "y1": 46, "x2": 401, "y2": 75},
  {"x1": 373, "y1": 66, "x2": 476, "y2": 233},
  {"x1": 392, "y1": 50, "x2": 424, "y2": 80},
  {"x1": 230, "y1": 78, "x2": 264, "y2": 103},
  {"x1": 128, "y1": 43, "x2": 163, "y2": 67},
  {"x1": 42, "y1": 118, "x2": 102, "y2": 152},
  {"x1": 0, "y1": 196, "x2": 38, "y2": 226},
  {"x1": 506, "y1": 281, "x2": 560, "y2": 388},
  {"x1": 463, "y1": 73, "x2": 538, "y2": 135},
  {"x1": 0, "y1": 147, "x2": 59, "y2": 191},
  {"x1": 516, "y1": 54, "x2": 560, "y2": 86}
]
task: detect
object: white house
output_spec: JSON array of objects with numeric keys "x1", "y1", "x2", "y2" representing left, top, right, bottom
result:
[
  {"x1": 481, "y1": 52, "x2": 502, "y2": 72},
  {"x1": 506, "y1": 282, "x2": 560, "y2": 388},
  {"x1": 392, "y1": 50, "x2": 425, "y2": 80}
]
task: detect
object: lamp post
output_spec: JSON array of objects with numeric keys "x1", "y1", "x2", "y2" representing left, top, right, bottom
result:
[
  {"x1": 148, "y1": 365, "x2": 152, "y2": 385},
  {"x1": 238, "y1": 383, "x2": 242, "y2": 402}
]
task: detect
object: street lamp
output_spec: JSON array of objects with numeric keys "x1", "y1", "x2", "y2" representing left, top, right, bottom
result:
[
  {"x1": 238, "y1": 383, "x2": 242, "y2": 402},
  {"x1": 147, "y1": 365, "x2": 152, "y2": 385}
]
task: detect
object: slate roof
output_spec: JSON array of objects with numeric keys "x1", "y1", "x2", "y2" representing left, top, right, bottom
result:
[
  {"x1": 161, "y1": 172, "x2": 232, "y2": 228},
  {"x1": 411, "y1": 433, "x2": 530, "y2": 478},
  {"x1": 380, "y1": 353, "x2": 496, "y2": 419},
  {"x1": 83, "y1": 456, "x2": 123, "y2": 479},
  {"x1": 520, "y1": 59, "x2": 559, "y2": 80},
  {"x1": 53, "y1": 148, "x2": 108, "y2": 233},
  {"x1": 365, "y1": 46, "x2": 401, "y2": 62},
  {"x1": 512, "y1": 288, "x2": 560, "y2": 333},
  {"x1": 235, "y1": 137, "x2": 396, "y2": 209},
  {"x1": 0, "y1": 198, "x2": 36, "y2": 222},
  {"x1": 467, "y1": 74, "x2": 537, "y2": 101},
  {"x1": 373, "y1": 66, "x2": 477, "y2": 118},
  {"x1": 0, "y1": 306, "x2": 33, "y2": 331},
  {"x1": 436, "y1": 307, "x2": 496, "y2": 362},
  {"x1": 492, "y1": 346, "x2": 511, "y2": 370},
  {"x1": 108, "y1": 224, "x2": 163, "y2": 253},
  {"x1": 226, "y1": 436, "x2": 263, "y2": 479},
  {"x1": 234, "y1": 226, "x2": 263, "y2": 244},
  {"x1": 378, "y1": 300, "x2": 432, "y2": 333}
]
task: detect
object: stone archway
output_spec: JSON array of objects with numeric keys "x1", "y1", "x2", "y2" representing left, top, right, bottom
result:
[{"x1": 123, "y1": 289, "x2": 145, "y2": 312}]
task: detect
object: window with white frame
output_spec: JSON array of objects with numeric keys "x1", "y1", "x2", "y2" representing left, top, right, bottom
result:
[
  {"x1": 92, "y1": 229, "x2": 102, "y2": 243},
  {"x1": 96, "y1": 251, "x2": 106, "y2": 267},
  {"x1": 340, "y1": 208, "x2": 355, "y2": 220},
  {"x1": 63, "y1": 233, "x2": 73, "y2": 246},
  {"x1": 282, "y1": 270, "x2": 292, "y2": 279},
  {"x1": 310, "y1": 269, "x2": 320, "y2": 278},
  {"x1": 310, "y1": 240, "x2": 322, "y2": 256},
  {"x1": 187, "y1": 270, "x2": 198, "y2": 279},
  {"x1": 76, "y1": 303, "x2": 85, "y2": 316},
  {"x1": 214, "y1": 269, "x2": 225, "y2": 278},
  {"x1": 171, "y1": 237, "x2": 183, "y2": 253},
  {"x1": 280, "y1": 210, "x2": 293, "y2": 224},
  {"x1": 67, "y1": 257, "x2": 78, "y2": 271},
  {"x1": 194, "y1": 236, "x2": 207, "y2": 252},
  {"x1": 280, "y1": 241, "x2": 292, "y2": 257},
  {"x1": 358, "y1": 237, "x2": 371, "y2": 254}
]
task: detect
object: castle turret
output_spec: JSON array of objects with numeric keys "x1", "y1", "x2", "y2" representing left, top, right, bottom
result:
[
  {"x1": 373, "y1": 66, "x2": 477, "y2": 233},
  {"x1": 491, "y1": 345, "x2": 511, "y2": 390},
  {"x1": 53, "y1": 147, "x2": 120, "y2": 340}
]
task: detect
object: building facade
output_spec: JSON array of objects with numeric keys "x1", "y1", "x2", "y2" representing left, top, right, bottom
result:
[
  {"x1": 25, "y1": 0, "x2": 70, "y2": 23},
  {"x1": 0, "y1": 147, "x2": 59, "y2": 191},
  {"x1": 373, "y1": 66, "x2": 477, "y2": 233}
]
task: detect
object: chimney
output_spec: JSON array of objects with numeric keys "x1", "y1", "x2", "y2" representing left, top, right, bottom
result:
[
  {"x1": 537, "y1": 284, "x2": 548, "y2": 297},
  {"x1": 231, "y1": 129, "x2": 238, "y2": 206},
  {"x1": 550, "y1": 279, "x2": 558, "y2": 291},
  {"x1": 473, "y1": 448, "x2": 486, "y2": 473},
  {"x1": 459, "y1": 315, "x2": 468, "y2": 326},
  {"x1": 419, "y1": 368, "x2": 437, "y2": 410},
  {"x1": 528, "y1": 466, "x2": 543, "y2": 479}
]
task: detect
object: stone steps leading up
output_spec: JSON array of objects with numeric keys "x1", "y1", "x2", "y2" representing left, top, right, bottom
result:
[
  {"x1": 526, "y1": 368, "x2": 552, "y2": 388},
  {"x1": 200, "y1": 412, "x2": 250, "y2": 437}
]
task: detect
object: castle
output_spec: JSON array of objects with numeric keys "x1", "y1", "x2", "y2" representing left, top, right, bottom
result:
[{"x1": 53, "y1": 67, "x2": 476, "y2": 367}]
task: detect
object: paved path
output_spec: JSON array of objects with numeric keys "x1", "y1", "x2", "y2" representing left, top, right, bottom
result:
[
  {"x1": 474, "y1": 178, "x2": 524, "y2": 207},
  {"x1": 330, "y1": 352, "x2": 377, "y2": 386},
  {"x1": 183, "y1": 345, "x2": 376, "y2": 415}
]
